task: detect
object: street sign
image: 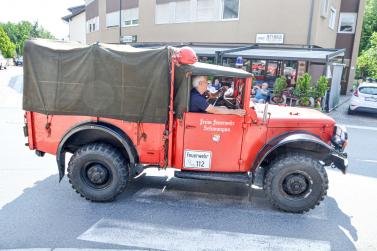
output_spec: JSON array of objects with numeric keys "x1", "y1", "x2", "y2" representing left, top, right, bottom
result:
[
  {"x1": 256, "y1": 33, "x2": 284, "y2": 44},
  {"x1": 121, "y1": 35, "x2": 137, "y2": 43}
]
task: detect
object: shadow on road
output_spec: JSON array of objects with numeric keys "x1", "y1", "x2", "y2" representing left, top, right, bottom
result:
[
  {"x1": 0, "y1": 175, "x2": 150, "y2": 250},
  {"x1": 0, "y1": 173, "x2": 358, "y2": 251}
]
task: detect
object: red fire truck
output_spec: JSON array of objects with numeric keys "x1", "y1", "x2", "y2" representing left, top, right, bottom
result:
[{"x1": 23, "y1": 40, "x2": 348, "y2": 213}]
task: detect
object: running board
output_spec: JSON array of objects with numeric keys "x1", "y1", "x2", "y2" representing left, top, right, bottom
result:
[{"x1": 174, "y1": 171, "x2": 250, "y2": 183}]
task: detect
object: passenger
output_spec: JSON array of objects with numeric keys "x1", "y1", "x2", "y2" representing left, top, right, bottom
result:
[
  {"x1": 190, "y1": 76, "x2": 246, "y2": 116},
  {"x1": 252, "y1": 82, "x2": 269, "y2": 103},
  {"x1": 207, "y1": 81, "x2": 217, "y2": 94},
  {"x1": 213, "y1": 79, "x2": 221, "y2": 90}
]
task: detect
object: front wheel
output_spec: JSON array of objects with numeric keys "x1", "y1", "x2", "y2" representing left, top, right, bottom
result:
[
  {"x1": 67, "y1": 143, "x2": 129, "y2": 202},
  {"x1": 263, "y1": 153, "x2": 328, "y2": 213}
]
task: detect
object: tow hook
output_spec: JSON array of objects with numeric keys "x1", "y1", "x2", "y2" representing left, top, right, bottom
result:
[{"x1": 35, "y1": 150, "x2": 45, "y2": 157}]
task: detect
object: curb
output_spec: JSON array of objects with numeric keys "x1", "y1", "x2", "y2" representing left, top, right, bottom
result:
[{"x1": 327, "y1": 95, "x2": 352, "y2": 113}]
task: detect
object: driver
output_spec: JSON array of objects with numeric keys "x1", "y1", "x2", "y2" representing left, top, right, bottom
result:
[{"x1": 190, "y1": 75, "x2": 246, "y2": 116}]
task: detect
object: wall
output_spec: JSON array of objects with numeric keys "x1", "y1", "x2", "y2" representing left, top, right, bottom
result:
[
  {"x1": 311, "y1": 0, "x2": 341, "y2": 48},
  {"x1": 69, "y1": 12, "x2": 86, "y2": 44},
  {"x1": 335, "y1": 0, "x2": 365, "y2": 93},
  {"x1": 87, "y1": 0, "x2": 316, "y2": 45}
]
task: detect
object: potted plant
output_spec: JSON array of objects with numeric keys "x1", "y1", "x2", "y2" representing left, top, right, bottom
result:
[
  {"x1": 311, "y1": 75, "x2": 329, "y2": 109},
  {"x1": 293, "y1": 73, "x2": 314, "y2": 107},
  {"x1": 271, "y1": 76, "x2": 288, "y2": 104}
]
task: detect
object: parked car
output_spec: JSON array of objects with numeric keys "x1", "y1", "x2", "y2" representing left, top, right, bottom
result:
[
  {"x1": 15, "y1": 56, "x2": 23, "y2": 66},
  {"x1": 0, "y1": 52, "x2": 8, "y2": 70},
  {"x1": 349, "y1": 82, "x2": 377, "y2": 114}
]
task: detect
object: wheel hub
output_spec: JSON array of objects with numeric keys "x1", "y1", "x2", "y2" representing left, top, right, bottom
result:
[
  {"x1": 283, "y1": 174, "x2": 308, "y2": 196},
  {"x1": 86, "y1": 164, "x2": 109, "y2": 185}
]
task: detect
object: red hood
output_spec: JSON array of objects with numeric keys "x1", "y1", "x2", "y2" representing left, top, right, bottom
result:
[{"x1": 254, "y1": 104, "x2": 335, "y2": 128}]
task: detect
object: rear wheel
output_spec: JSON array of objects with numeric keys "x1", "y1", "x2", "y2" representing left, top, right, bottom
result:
[
  {"x1": 263, "y1": 152, "x2": 328, "y2": 213},
  {"x1": 67, "y1": 143, "x2": 129, "y2": 202},
  {"x1": 348, "y1": 107, "x2": 355, "y2": 115}
]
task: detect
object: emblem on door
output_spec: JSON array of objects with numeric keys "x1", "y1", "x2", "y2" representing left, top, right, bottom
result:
[{"x1": 212, "y1": 134, "x2": 221, "y2": 142}]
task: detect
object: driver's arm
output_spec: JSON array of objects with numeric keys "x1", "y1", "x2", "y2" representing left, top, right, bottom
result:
[{"x1": 206, "y1": 104, "x2": 246, "y2": 116}]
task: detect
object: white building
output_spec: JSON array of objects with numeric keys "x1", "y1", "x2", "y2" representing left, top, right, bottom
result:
[{"x1": 62, "y1": 5, "x2": 86, "y2": 44}]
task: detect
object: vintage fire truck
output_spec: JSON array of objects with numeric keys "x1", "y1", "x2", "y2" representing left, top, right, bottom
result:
[{"x1": 23, "y1": 39, "x2": 348, "y2": 213}]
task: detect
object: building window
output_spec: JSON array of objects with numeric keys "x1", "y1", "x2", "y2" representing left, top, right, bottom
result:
[
  {"x1": 175, "y1": 0, "x2": 191, "y2": 22},
  {"x1": 222, "y1": 0, "x2": 239, "y2": 20},
  {"x1": 122, "y1": 8, "x2": 139, "y2": 27},
  {"x1": 86, "y1": 16, "x2": 99, "y2": 33},
  {"x1": 106, "y1": 11, "x2": 120, "y2": 27},
  {"x1": 196, "y1": 0, "x2": 220, "y2": 21},
  {"x1": 155, "y1": 0, "x2": 239, "y2": 24},
  {"x1": 328, "y1": 7, "x2": 336, "y2": 30},
  {"x1": 321, "y1": 0, "x2": 329, "y2": 18},
  {"x1": 338, "y1": 13, "x2": 357, "y2": 34},
  {"x1": 156, "y1": 1, "x2": 191, "y2": 24}
]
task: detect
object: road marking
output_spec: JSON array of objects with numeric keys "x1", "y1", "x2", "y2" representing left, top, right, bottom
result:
[
  {"x1": 340, "y1": 124, "x2": 377, "y2": 131},
  {"x1": 0, "y1": 249, "x2": 51, "y2": 251},
  {"x1": 78, "y1": 218, "x2": 331, "y2": 251},
  {"x1": 356, "y1": 159, "x2": 377, "y2": 164}
]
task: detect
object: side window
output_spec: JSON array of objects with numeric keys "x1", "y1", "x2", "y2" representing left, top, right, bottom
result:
[
  {"x1": 206, "y1": 77, "x2": 245, "y2": 109},
  {"x1": 189, "y1": 76, "x2": 245, "y2": 113}
]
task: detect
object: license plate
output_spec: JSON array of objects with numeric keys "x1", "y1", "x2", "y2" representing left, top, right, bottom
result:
[
  {"x1": 365, "y1": 97, "x2": 377, "y2": 102},
  {"x1": 184, "y1": 150, "x2": 212, "y2": 169}
]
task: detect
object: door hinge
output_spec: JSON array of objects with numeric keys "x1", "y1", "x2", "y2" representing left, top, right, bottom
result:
[{"x1": 238, "y1": 159, "x2": 244, "y2": 165}]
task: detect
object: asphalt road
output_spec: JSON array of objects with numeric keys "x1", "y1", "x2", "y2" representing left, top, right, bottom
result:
[{"x1": 1, "y1": 66, "x2": 377, "y2": 250}]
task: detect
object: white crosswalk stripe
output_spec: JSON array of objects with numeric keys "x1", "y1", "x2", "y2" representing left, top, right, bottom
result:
[{"x1": 78, "y1": 218, "x2": 331, "y2": 251}]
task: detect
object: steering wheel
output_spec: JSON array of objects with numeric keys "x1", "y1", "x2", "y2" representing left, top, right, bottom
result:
[{"x1": 212, "y1": 89, "x2": 226, "y2": 106}]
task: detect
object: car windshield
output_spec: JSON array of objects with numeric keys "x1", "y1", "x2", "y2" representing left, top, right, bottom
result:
[{"x1": 359, "y1": 86, "x2": 377, "y2": 95}]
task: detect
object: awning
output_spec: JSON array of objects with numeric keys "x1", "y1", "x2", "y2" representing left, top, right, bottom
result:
[{"x1": 191, "y1": 46, "x2": 345, "y2": 63}]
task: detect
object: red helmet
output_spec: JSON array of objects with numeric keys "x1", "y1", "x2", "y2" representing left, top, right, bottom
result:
[{"x1": 175, "y1": 47, "x2": 198, "y2": 65}]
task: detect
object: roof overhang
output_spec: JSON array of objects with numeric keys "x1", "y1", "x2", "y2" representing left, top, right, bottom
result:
[{"x1": 190, "y1": 45, "x2": 345, "y2": 64}]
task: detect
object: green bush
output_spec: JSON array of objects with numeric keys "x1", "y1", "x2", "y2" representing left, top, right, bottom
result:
[
  {"x1": 273, "y1": 76, "x2": 287, "y2": 97},
  {"x1": 0, "y1": 27, "x2": 15, "y2": 58},
  {"x1": 314, "y1": 76, "x2": 329, "y2": 99}
]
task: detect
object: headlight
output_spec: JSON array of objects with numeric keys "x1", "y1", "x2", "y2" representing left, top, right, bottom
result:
[{"x1": 331, "y1": 125, "x2": 348, "y2": 151}]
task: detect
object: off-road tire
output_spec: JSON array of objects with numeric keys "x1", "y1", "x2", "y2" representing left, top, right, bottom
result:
[
  {"x1": 67, "y1": 143, "x2": 129, "y2": 202},
  {"x1": 263, "y1": 152, "x2": 328, "y2": 213}
]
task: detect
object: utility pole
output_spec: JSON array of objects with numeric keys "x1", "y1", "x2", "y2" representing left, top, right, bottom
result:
[{"x1": 119, "y1": 0, "x2": 122, "y2": 43}]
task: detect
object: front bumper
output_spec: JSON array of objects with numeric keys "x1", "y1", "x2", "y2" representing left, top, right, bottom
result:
[
  {"x1": 329, "y1": 151, "x2": 348, "y2": 174},
  {"x1": 350, "y1": 105, "x2": 377, "y2": 114}
]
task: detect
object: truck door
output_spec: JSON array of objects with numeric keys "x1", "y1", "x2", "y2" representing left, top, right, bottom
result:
[{"x1": 182, "y1": 113, "x2": 244, "y2": 172}]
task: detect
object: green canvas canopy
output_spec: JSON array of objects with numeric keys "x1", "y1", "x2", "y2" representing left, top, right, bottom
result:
[
  {"x1": 23, "y1": 39, "x2": 252, "y2": 123},
  {"x1": 23, "y1": 39, "x2": 170, "y2": 123}
]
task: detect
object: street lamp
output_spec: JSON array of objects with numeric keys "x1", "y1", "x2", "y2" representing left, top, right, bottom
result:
[{"x1": 119, "y1": 0, "x2": 122, "y2": 43}]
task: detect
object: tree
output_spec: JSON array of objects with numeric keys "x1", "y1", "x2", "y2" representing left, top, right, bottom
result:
[
  {"x1": 0, "y1": 21, "x2": 55, "y2": 55},
  {"x1": 357, "y1": 32, "x2": 377, "y2": 78},
  {"x1": 359, "y1": 0, "x2": 377, "y2": 53},
  {"x1": 0, "y1": 26, "x2": 16, "y2": 58}
]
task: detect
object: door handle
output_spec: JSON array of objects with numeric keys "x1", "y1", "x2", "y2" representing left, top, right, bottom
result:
[{"x1": 185, "y1": 125, "x2": 196, "y2": 129}]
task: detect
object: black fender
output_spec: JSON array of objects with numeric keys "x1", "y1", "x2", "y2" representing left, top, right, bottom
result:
[
  {"x1": 251, "y1": 131, "x2": 346, "y2": 173},
  {"x1": 56, "y1": 122, "x2": 138, "y2": 181}
]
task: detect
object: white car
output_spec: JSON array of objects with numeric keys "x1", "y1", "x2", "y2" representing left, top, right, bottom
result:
[{"x1": 349, "y1": 82, "x2": 377, "y2": 114}]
